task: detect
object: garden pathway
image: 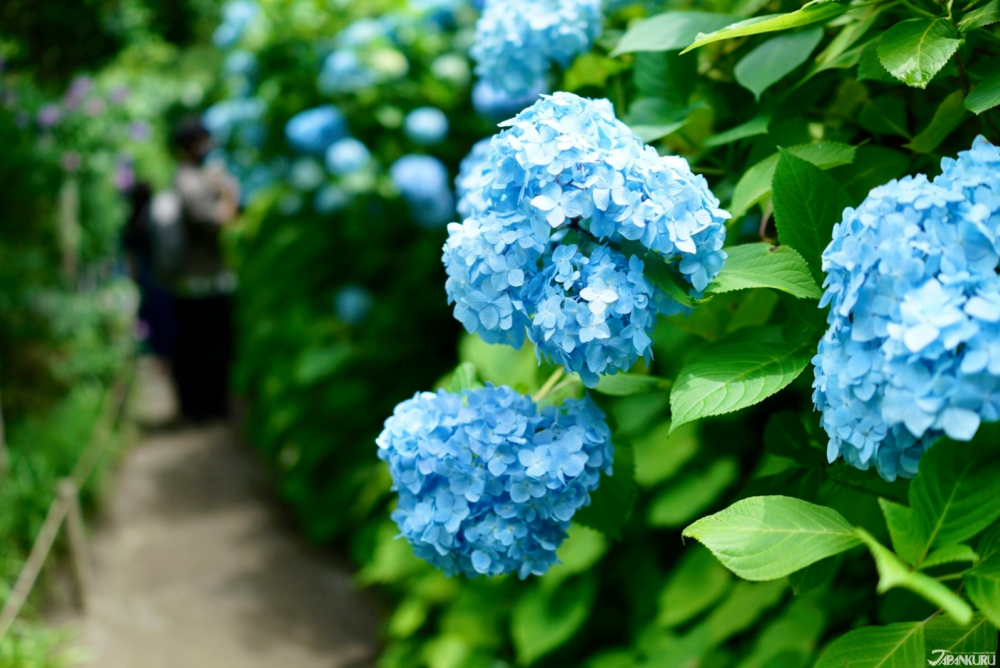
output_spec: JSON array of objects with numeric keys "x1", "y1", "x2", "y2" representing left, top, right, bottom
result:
[{"x1": 75, "y1": 360, "x2": 380, "y2": 667}]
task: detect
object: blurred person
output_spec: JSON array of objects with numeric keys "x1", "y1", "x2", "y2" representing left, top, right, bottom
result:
[
  {"x1": 168, "y1": 116, "x2": 240, "y2": 421},
  {"x1": 121, "y1": 181, "x2": 177, "y2": 364}
]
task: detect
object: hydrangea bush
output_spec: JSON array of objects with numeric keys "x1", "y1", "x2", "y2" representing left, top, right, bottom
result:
[
  {"x1": 377, "y1": 384, "x2": 612, "y2": 577},
  {"x1": 214, "y1": 0, "x2": 1000, "y2": 664}
]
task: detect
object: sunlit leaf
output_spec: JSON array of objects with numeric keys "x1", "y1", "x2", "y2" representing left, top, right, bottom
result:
[
  {"x1": 877, "y1": 19, "x2": 963, "y2": 89},
  {"x1": 683, "y1": 495, "x2": 861, "y2": 580},
  {"x1": 706, "y1": 243, "x2": 822, "y2": 300}
]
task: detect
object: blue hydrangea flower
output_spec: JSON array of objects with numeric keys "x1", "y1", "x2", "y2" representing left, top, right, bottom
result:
[
  {"x1": 239, "y1": 163, "x2": 278, "y2": 205},
  {"x1": 326, "y1": 137, "x2": 371, "y2": 175},
  {"x1": 315, "y1": 184, "x2": 351, "y2": 214},
  {"x1": 222, "y1": 50, "x2": 257, "y2": 77},
  {"x1": 213, "y1": 0, "x2": 259, "y2": 48},
  {"x1": 404, "y1": 107, "x2": 450, "y2": 145},
  {"x1": 470, "y1": 0, "x2": 603, "y2": 98},
  {"x1": 455, "y1": 137, "x2": 493, "y2": 219},
  {"x1": 443, "y1": 93, "x2": 729, "y2": 385},
  {"x1": 319, "y1": 50, "x2": 378, "y2": 93},
  {"x1": 287, "y1": 158, "x2": 326, "y2": 191},
  {"x1": 813, "y1": 136, "x2": 1000, "y2": 481},
  {"x1": 285, "y1": 105, "x2": 349, "y2": 154},
  {"x1": 471, "y1": 79, "x2": 545, "y2": 122},
  {"x1": 391, "y1": 154, "x2": 456, "y2": 228},
  {"x1": 377, "y1": 384, "x2": 613, "y2": 578},
  {"x1": 318, "y1": 17, "x2": 412, "y2": 94},
  {"x1": 335, "y1": 285, "x2": 373, "y2": 324},
  {"x1": 203, "y1": 98, "x2": 266, "y2": 146}
]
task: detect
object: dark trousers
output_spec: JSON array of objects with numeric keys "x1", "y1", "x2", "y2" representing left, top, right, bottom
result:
[{"x1": 172, "y1": 294, "x2": 233, "y2": 420}]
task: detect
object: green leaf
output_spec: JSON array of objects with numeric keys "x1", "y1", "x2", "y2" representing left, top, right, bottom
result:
[
  {"x1": 611, "y1": 11, "x2": 740, "y2": 55},
  {"x1": 633, "y1": 421, "x2": 699, "y2": 488},
  {"x1": 734, "y1": 28, "x2": 824, "y2": 99},
  {"x1": 705, "y1": 243, "x2": 822, "y2": 300},
  {"x1": 682, "y1": 495, "x2": 861, "y2": 581},
  {"x1": 920, "y1": 544, "x2": 978, "y2": 570},
  {"x1": 966, "y1": 70, "x2": 1000, "y2": 114},
  {"x1": 925, "y1": 613, "x2": 998, "y2": 658},
  {"x1": 294, "y1": 344, "x2": 351, "y2": 384},
  {"x1": 830, "y1": 145, "x2": 911, "y2": 203},
  {"x1": 459, "y1": 334, "x2": 539, "y2": 392},
  {"x1": 445, "y1": 361, "x2": 483, "y2": 393},
  {"x1": 910, "y1": 436, "x2": 1000, "y2": 557},
  {"x1": 879, "y1": 498, "x2": 929, "y2": 567},
  {"x1": 859, "y1": 96, "x2": 912, "y2": 139},
  {"x1": 958, "y1": 0, "x2": 1000, "y2": 31},
  {"x1": 763, "y1": 410, "x2": 826, "y2": 467},
  {"x1": 682, "y1": 2, "x2": 848, "y2": 53},
  {"x1": 857, "y1": 39, "x2": 898, "y2": 82},
  {"x1": 905, "y1": 90, "x2": 969, "y2": 153},
  {"x1": 563, "y1": 53, "x2": 629, "y2": 92},
  {"x1": 700, "y1": 580, "x2": 788, "y2": 645},
  {"x1": 624, "y1": 98, "x2": 702, "y2": 142},
  {"x1": 735, "y1": 598, "x2": 826, "y2": 668},
  {"x1": 702, "y1": 115, "x2": 771, "y2": 148},
  {"x1": 669, "y1": 341, "x2": 813, "y2": 432},
  {"x1": 574, "y1": 442, "x2": 637, "y2": 541},
  {"x1": 855, "y1": 529, "x2": 974, "y2": 624},
  {"x1": 511, "y1": 574, "x2": 597, "y2": 665},
  {"x1": 647, "y1": 457, "x2": 739, "y2": 528},
  {"x1": 543, "y1": 524, "x2": 609, "y2": 588},
  {"x1": 964, "y1": 556, "x2": 1000, "y2": 626},
  {"x1": 788, "y1": 555, "x2": 840, "y2": 594},
  {"x1": 657, "y1": 545, "x2": 733, "y2": 628},
  {"x1": 594, "y1": 373, "x2": 670, "y2": 396},
  {"x1": 730, "y1": 142, "x2": 856, "y2": 219},
  {"x1": 813, "y1": 623, "x2": 925, "y2": 668},
  {"x1": 976, "y1": 522, "x2": 1000, "y2": 562},
  {"x1": 633, "y1": 52, "x2": 698, "y2": 106},
  {"x1": 827, "y1": 464, "x2": 910, "y2": 504},
  {"x1": 771, "y1": 149, "x2": 853, "y2": 283},
  {"x1": 815, "y1": 7, "x2": 883, "y2": 68},
  {"x1": 877, "y1": 19, "x2": 964, "y2": 89}
]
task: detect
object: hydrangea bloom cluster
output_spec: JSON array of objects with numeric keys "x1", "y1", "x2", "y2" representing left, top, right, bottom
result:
[
  {"x1": 285, "y1": 105, "x2": 349, "y2": 154},
  {"x1": 454, "y1": 137, "x2": 494, "y2": 220},
  {"x1": 325, "y1": 137, "x2": 371, "y2": 175},
  {"x1": 315, "y1": 184, "x2": 351, "y2": 214},
  {"x1": 203, "y1": 97, "x2": 266, "y2": 147},
  {"x1": 376, "y1": 384, "x2": 613, "y2": 578},
  {"x1": 213, "y1": 0, "x2": 259, "y2": 48},
  {"x1": 443, "y1": 93, "x2": 729, "y2": 386},
  {"x1": 287, "y1": 158, "x2": 325, "y2": 191},
  {"x1": 470, "y1": 0, "x2": 603, "y2": 98},
  {"x1": 813, "y1": 136, "x2": 1000, "y2": 481},
  {"x1": 471, "y1": 79, "x2": 544, "y2": 122},
  {"x1": 335, "y1": 285, "x2": 373, "y2": 324},
  {"x1": 404, "y1": 107, "x2": 449, "y2": 145},
  {"x1": 318, "y1": 17, "x2": 410, "y2": 94},
  {"x1": 391, "y1": 154, "x2": 455, "y2": 228}
]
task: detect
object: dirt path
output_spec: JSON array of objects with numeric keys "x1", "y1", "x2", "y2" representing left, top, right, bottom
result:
[{"x1": 76, "y1": 364, "x2": 380, "y2": 667}]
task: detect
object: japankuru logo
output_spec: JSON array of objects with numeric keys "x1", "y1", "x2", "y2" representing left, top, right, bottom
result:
[{"x1": 928, "y1": 650, "x2": 997, "y2": 666}]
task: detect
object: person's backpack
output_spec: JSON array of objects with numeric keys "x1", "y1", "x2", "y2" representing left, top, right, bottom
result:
[{"x1": 148, "y1": 189, "x2": 186, "y2": 283}]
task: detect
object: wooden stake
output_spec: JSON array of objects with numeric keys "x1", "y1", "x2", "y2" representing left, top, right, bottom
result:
[{"x1": 61, "y1": 480, "x2": 93, "y2": 612}]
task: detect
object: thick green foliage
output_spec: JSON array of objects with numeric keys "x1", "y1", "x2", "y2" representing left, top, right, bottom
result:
[{"x1": 227, "y1": 0, "x2": 1000, "y2": 662}]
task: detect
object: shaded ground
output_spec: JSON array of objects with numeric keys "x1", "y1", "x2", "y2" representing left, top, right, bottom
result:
[{"x1": 75, "y1": 360, "x2": 380, "y2": 667}]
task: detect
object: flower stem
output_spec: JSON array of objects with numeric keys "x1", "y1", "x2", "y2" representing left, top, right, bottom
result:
[{"x1": 533, "y1": 368, "x2": 565, "y2": 402}]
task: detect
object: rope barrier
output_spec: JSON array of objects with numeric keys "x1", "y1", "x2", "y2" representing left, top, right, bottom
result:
[{"x1": 0, "y1": 366, "x2": 132, "y2": 642}]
